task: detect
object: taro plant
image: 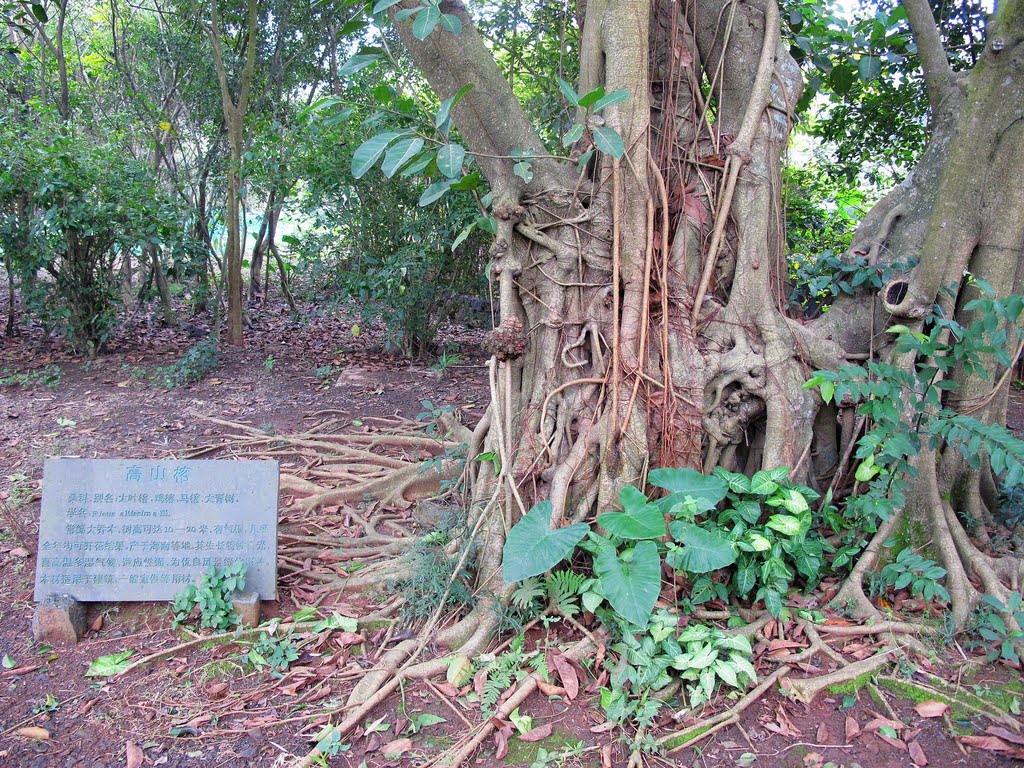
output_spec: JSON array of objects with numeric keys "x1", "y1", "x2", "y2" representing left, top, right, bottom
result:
[{"x1": 502, "y1": 466, "x2": 828, "y2": 629}]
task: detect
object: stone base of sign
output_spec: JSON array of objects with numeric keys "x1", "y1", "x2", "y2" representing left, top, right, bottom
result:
[
  {"x1": 32, "y1": 593, "x2": 87, "y2": 645},
  {"x1": 232, "y1": 590, "x2": 261, "y2": 628}
]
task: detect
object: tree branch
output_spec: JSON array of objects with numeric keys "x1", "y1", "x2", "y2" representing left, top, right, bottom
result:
[
  {"x1": 903, "y1": 0, "x2": 954, "y2": 110},
  {"x1": 391, "y1": 0, "x2": 572, "y2": 199}
]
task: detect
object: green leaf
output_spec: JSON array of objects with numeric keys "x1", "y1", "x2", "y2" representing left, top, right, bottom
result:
[
  {"x1": 648, "y1": 468, "x2": 729, "y2": 506},
  {"x1": 562, "y1": 123, "x2": 585, "y2": 148},
  {"x1": 352, "y1": 131, "x2": 405, "y2": 179},
  {"x1": 31, "y1": 3, "x2": 47, "y2": 23},
  {"x1": 820, "y1": 380, "x2": 835, "y2": 404},
  {"x1": 594, "y1": 540, "x2": 661, "y2": 628},
  {"x1": 598, "y1": 487, "x2": 665, "y2": 540},
  {"x1": 372, "y1": 0, "x2": 403, "y2": 12},
  {"x1": 557, "y1": 78, "x2": 580, "y2": 106},
  {"x1": 450, "y1": 171, "x2": 481, "y2": 191},
  {"x1": 418, "y1": 178, "x2": 454, "y2": 206},
  {"x1": 439, "y1": 13, "x2": 462, "y2": 34},
  {"x1": 666, "y1": 522, "x2": 737, "y2": 573},
  {"x1": 337, "y1": 53, "x2": 380, "y2": 78},
  {"x1": 760, "y1": 588, "x2": 783, "y2": 617},
  {"x1": 399, "y1": 151, "x2": 435, "y2": 177},
  {"x1": 591, "y1": 89, "x2": 630, "y2": 112},
  {"x1": 749, "y1": 470, "x2": 779, "y2": 496},
  {"x1": 512, "y1": 161, "x2": 533, "y2": 183},
  {"x1": 765, "y1": 514, "x2": 804, "y2": 536},
  {"x1": 451, "y1": 223, "x2": 476, "y2": 252},
  {"x1": 436, "y1": 143, "x2": 466, "y2": 178},
  {"x1": 434, "y1": 84, "x2": 474, "y2": 132},
  {"x1": 855, "y1": 454, "x2": 880, "y2": 482},
  {"x1": 592, "y1": 126, "x2": 624, "y2": 158},
  {"x1": 412, "y1": 5, "x2": 441, "y2": 40},
  {"x1": 577, "y1": 86, "x2": 605, "y2": 108},
  {"x1": 735, "y1": 562, "x2": 757, "y2": 596},
  {"x1": 85, "y1": 650, "x2": 134, "y2": 677},
  {"x1": 381, "y1": 137, "x2": 425, "y2": 178},
  {"x1": 858, "y1": 55, "x2": 882, "y2": 82},
  {"x1": 502, "y1": 501, "x2": 590, "y2": 583}
]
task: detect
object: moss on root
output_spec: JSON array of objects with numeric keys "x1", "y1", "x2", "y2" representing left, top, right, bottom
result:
[
  {"x1": 500, "y1": 727, "x2": 588, "y2": 765},
  {"x1": 661, "y1": 723, "x2": 714, "y2": 752}
]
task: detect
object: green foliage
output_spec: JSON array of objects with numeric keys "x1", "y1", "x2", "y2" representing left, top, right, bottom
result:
[
  {"x1": 784, "y1": 0, "x2": 987, "y2": 185},
  {"x1": 503, "y1": 466, "x2": 827, "y2": 627},
  {"x1": 246, "y1": 631, "x2": 300, "y2": 673},
  {"x1": 0, "y1": 103, "x2": 188, "y2": 353},
  {"x1": 502, "y1": 501, "x2": 590, "y2": 583},
  {"x1": 478, "y1": 634, "x2": 529, "y2": 715},
  {"x1": 875, "y1": 548, "x2": 950, "y2": 604},
  {"x1": 155, "y1": 337, "x2": 220, "y2": 388},
  {"x1": 970, "y1": 592, "x2": 1024, "y2": 666},
  {"x1": 663, "y1": 467, "x2": 828, "y2": 617},
  {"x1": 85, "y1": 649, "x2": 135, "y2": 677},
  {"x1": 602, "y1": 611, "x2": 756, "y2": 729},
  {"x1": 0, "y1": 364, "x2": 61, "y2": 389},
  {"x1": 171, "y1": 560, "x2": 247, "y2": 632},
  {"x1": 393, "y1": 526, "x2": 477, "y2": 624},
  {"x1": 510, "y1": 569, "x2": 588, "y2": 620},
  {"x1": 805, "y1": 285, "x2": 1024, "y2": 535},
  {"x1": 294, "y1": 100, "x2": 489, "y2": 356}
]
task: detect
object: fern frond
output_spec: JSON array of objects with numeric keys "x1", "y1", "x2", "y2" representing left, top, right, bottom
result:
[{"x1": 510, "y1": 577, "x2": 544, "y2": 611}]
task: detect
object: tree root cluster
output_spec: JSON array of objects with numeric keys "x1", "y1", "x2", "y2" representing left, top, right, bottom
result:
[{"x1": 161, "y1": 416, "x2": 1022, "y2": 768}]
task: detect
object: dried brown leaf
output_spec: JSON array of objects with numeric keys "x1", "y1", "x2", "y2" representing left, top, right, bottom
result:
[
  {"x1": 518, "y1": 724, "x2": 552, "y2": 742},
  {"x1": 986, "y1": 727, "x2": 1024, "y2": 747},
  {"x1": 845, "y1": 715, "x2": 860, "y2": 742},
  {"x1": 16, "y1": 727, "x2": 50, "y2": 740},
  {"x1": 959, "y1": 735, "x2": 1014, "y2": 752},
  {"x1": 126, "y1": 741, "x2": 144, "y2": 768},
  {"x1": 909, "y1": 740, "x2": 928, "y2": 766},
  {"x1": 913, "y1": 700, "x2": 949, "y2": 718},
  {"x1": 381, "y1": 737, "x2": 413, "y2": 757}
]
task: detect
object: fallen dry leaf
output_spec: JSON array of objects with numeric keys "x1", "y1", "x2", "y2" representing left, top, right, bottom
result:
[
  {"x1": 986, "y1": 727, "x2": 1024, "y2": 747},
  {"x1": 333, "y1": 632, "x2": 365, "y2": 647},
  {"x1": 913, "y1": 700, "x2": 949, "y2": 718},
  {"x1": 909, "y1": 740, "x2": 928, "y2": 766},
  {"x1": 381, "y1": 737, "x2": 413, "y2": 757},
  {"x1": 16, "y1": 727, "x2": 50, "y2": 740},
  {"x1": 518, "y1": 724, "x2": 553, "y2": 742},
  {"x1": 126, "y1": 741, "x2": 144, "y2": 768},
  {"x1": 845, "y1": 715, "x2": 861, "y2": 742},
  {"x1": 959, "y1": 735, "x2": 1014, "y2": 752},
  {"x1": 206, "y1": 682, "x2": 229, "y2": 699},
  {"x1": 9, "y1": 547, "x2": 29, "y2": 558},
  {"x1": 548, "y1": 650, "x2": 579, "y2": 700},
  {"x1": 493, "y1": 725, "x2": 513, "y2": 761},
  {"x1": 536, "y1": 680, "x2": 567, "y2": 697}
]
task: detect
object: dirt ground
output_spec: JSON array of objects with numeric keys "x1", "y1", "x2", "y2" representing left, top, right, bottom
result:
[{"x1": 0, "y1": 302, "x2": 1022, "y2": 768}]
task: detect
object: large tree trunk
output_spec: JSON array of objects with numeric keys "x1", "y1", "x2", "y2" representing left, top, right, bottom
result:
[{"x1": 390, "y1": 0, "x2": 1024, "y2": 639}]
